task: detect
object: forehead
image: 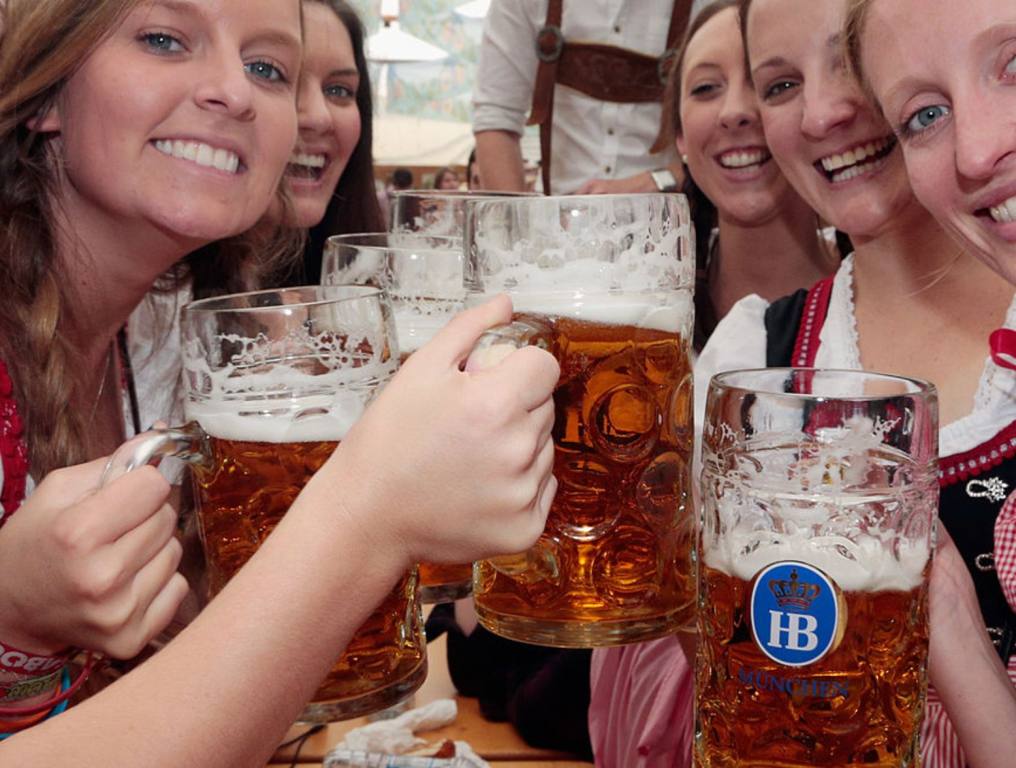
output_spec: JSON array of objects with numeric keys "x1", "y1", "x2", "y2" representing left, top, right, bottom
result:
[
  {"x1": 302, "y1": 2, "x2": 355, "y2": 67},
  {"x1": 865, "y1": 0, "x2": 1014, "y2": 77},
  {"x1": 131, "y1": 0, "x2": 301, "y2": 37},
  {"x1": 682, "y1": 7, "x2": 742, "y2": 76},
  {"x1": 748, "y1": 0, "x2": 844, "y2": 60}
]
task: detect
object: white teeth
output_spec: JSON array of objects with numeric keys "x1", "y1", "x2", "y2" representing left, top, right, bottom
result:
[
  {"x1": 153, "y1": 139, "x2": 240, "y2": 174},
  {"x1": 820, "y1": 137, "x2": 892, "y2": 172},
  {"x1": 989, "y1": 196, "x2": 1016, "y2": 224},
  {"x1": 719, "y1": 149, "x2": 769, "y2": 169},
  {"x1": 289, "y1": 152, "x2": 326, "y2": 168}
]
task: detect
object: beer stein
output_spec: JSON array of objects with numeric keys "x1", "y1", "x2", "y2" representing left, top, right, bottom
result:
[
  {"x1": 389, "y1": 189, "x2": 536, "y2": 239},
  {"x1": 104, "y1": 286, "x2": 426, "y2": 722},
  {"x1": 697, "y1": 368, "x2": 937, "y2": 767},
  {"x1": 323, "y1": 233, "x2": 472, "y2": 603},
  {"x1": 465, "y1": 193, "x2": 696, "y2": 647}
]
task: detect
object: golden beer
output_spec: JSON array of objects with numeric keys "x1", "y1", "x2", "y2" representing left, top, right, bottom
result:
[
  {"x1": 192, "y1": 435, "x2": 426, "y2": 721},
  {"x1": 473, "y1": 310, "x2": 696, "y2": 647},
  {"x1": 695, "y1": 562, "x2": 928, "y2": 767}
]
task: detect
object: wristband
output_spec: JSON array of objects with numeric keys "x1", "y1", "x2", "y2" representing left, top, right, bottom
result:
[
  {"x1": 0, "y1": 668, "x2": 62, "y2": 702},
  {"x1": 0, "y1": 639, "x2": 69, "y2": 677},
  {"x1": 0, "y1": 668, "x2": 72, "y2": 739}
]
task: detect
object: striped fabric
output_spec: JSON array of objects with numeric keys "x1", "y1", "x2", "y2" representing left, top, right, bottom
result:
[{"x1": 922, "y1": 657, "x2": 1016, "y2": 767}]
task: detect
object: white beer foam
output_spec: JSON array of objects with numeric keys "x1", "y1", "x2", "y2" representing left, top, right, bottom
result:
[
  {"x1": 186, "y1": 392, "x2": 363, "y2": 443},
  {"x1": 393, "y1": 308, "x2": 453, "y2": 354},
  {"x1": 511, "y1": 292, "x2": 692, "y2": 334},
  {"x1": 703, "y1": 528, "x2": 929, "y2": 592}
]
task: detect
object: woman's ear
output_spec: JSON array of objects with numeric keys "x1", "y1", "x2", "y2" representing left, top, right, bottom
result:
[
  {"x1": 675, "y1": 135, "x2": 687, "y2": 164},
  {"x1": 26, "y1": 102, "x2": 61, "y2": 133}
]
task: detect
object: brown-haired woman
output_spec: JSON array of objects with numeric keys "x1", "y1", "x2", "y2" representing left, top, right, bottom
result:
[{"x1": 0, "y1": 0, "x2": 559, "y2": 761}]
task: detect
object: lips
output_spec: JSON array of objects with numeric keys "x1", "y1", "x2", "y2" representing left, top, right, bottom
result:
[
  {"x1": 153, "y1": 139, "x2": 241, "y2": 174},
  {"x1": 717, "y1": 147, "x2": 772, "y2": 170},
  {"x1": 816, "y1": 136, "x2": 896, "y2": 183},
  {"x1": 989, "y1": 195, "x2": 1016, "y2": 224},
  {"x1": 285, "y1": 151, "x2": 329, "y2": 181}
]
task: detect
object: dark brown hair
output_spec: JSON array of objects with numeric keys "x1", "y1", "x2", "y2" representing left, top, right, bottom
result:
[
  {"x1": 660, "y1": 0, "x2": 739, "y2": 349},
  {"x1": 295, "y1": 0, "x2": 385, "y2": 285}
]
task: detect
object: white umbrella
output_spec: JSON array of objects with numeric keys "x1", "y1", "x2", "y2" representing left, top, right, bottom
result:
[
  {"x1": 453, "y1": 0, "x2": 490, "y2": 20},
  {"x1": 366, "y1": 0, "x2": 449, "y2": 64}
]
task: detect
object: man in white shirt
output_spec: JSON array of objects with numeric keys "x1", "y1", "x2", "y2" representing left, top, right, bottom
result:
[{"x1": 473, "y1": 0, "x2": 701, "y2": 195}]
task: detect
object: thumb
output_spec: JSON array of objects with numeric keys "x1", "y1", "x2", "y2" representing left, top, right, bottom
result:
[{"x1": 414, "y1": 294, "x2": 513, "y2": 368}]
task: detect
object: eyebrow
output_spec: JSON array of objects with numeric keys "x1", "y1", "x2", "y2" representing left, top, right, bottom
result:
[
  {"x1": 752, "y1": 56, "x2": 790, "y2": 76},
  {"x1": 139, "y1": 1, "x2": 302, "y2": 55},
  {"x1": 329, "y1": 68, "x2": 360, "y2": 77}
]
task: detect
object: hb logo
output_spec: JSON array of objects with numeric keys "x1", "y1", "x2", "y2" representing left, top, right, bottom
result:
[{"x1": 749, "y1": 561, "x2": 843, "y2": 667}]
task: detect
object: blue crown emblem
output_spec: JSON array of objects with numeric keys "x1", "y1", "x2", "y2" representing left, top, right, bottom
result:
[{"x1": 768, "y1": 569, "x2": 821, "y2": 611}]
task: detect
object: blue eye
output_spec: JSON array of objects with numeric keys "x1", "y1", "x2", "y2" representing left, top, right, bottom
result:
[
  {"x1": 905, "y1": 104, "x2": 950, "y2": 134},
  {"x1": 246, "y1": 59, "x2": 285, "y2": 83},
  {"x1": 141, "y1": 32, "x2": 184, "y2": 53},
  {"x1": 325, "y1": 83, "x2": 355, "y2": 100}
]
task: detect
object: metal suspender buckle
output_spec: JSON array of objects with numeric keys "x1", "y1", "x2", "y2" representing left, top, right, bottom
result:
[{"x1": 535, "y1": 25, "x2": 564, "y2": 62}]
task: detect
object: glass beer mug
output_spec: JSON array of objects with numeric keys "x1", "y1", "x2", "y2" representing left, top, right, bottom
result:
[
  {"x1": 465, "y1": 193, "x2": 696, "y2": 647},
  {"x1": 697, "y1": 369, "x2": 937, "y2": 767},
  {"x1": 105, "y1": 285, "x2": 426, "y2": 722},
  {"x1": 323, "y1": 233, "x2": 472, "y2": 603}
]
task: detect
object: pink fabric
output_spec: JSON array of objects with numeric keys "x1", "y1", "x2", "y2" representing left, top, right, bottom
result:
[{"x1": 588, "y1": 637, "x2": 694, "y2": 768}]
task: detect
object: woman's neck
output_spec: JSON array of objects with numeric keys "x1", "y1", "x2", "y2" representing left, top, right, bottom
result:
[{"x1": 710, "y1": 203, "x2": 836, "y2": 319}]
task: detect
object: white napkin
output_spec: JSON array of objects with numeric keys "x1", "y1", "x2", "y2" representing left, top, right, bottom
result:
[{"x1": 323, "y1": 699, "x2": 489, "y2": 767}]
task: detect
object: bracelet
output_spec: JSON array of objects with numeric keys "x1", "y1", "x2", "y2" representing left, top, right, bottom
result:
[
  {"x1": 0, "y1": 667, "x2": 62, "y2": 702},
  {"x1": 0, "y1": 639, "x2": 69, "y2": 677},
  {"x1": 0, "y1": 653, "x2": 95, "y2": 718},
  {"x1": 0, "y1": 668, "x2": 72, "y2": 739}
]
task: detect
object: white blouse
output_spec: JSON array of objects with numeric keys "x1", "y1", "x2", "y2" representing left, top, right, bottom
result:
[{"x1": 694, "y1": 255, "x2": 1016, "y2": 459}]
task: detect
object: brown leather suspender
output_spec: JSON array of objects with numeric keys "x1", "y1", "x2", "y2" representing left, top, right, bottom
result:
[{"x1": 527, "y1": 0, "x2": 692, "y2": 193}]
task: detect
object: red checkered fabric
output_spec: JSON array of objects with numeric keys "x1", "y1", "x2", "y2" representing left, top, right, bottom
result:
[{"x1": 996, "y1": 490, "x2": 1016, "y2": 613}]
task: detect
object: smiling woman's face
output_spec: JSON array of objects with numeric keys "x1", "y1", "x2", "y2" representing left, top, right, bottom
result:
[
  {"x1": 677, "y1": 6, "x2": 798, "y2": 227},
  {"x1": 745, "y1": 0, "x2": 914, "y2": 239},
  {"x1": 861, "y1": 0, "x2": 1016, "y2": 282},
  {"x1": 42, "y1": 0, "x2": 301, "y2": 247}
]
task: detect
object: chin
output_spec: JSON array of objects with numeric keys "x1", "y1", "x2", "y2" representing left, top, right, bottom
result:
[{"x1": 287, "y1": 197, "x2": 329, "y2": 230}]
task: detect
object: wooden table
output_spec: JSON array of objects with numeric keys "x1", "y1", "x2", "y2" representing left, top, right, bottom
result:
[{"x1": 270, "y1": 631, "x2": 592, "y2": 766}]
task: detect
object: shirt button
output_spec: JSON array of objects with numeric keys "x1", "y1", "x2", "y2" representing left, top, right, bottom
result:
[
  {"x1": 613, "y1": 24, "x2": 621, "y2": 33},
  {"x1": 607, "y1": 128, "x2": 615, "y2": 136},
  {"x1": 605, "y1": 165, "x2": 612, "y2": 173}
]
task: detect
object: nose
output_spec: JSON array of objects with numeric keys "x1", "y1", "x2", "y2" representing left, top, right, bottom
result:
[
  {"x1": 193, "y1": 48, "x2": 256, "y2": 121},
  {"x1": 953, "y1": 92, "x2": 1015, "y2": 182},
  {"x1": 720, "y1": 78, "x2": 760, "y2": 131},
  {"x1": 799, "y1": 75, "x2": 858, "y2": 141},
  {"x1": 297, "y1": 78, "x2": 330, "y2": 135}
]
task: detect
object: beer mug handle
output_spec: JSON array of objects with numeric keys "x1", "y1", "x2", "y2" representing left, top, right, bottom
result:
[
  {"x1": 466, "y1": 319, "x2": 553, "y2": 371},
  {"x1": 101, "y1": 422, "x2": 208, "y2": 486}
]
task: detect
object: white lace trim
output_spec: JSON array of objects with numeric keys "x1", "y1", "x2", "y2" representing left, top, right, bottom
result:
[
  {"x1": 814, "y1": 256, "x2": 1016, "y2": 455},
  {"x1": 814, "y1": 255, "x2": 861, "y2": 370}
]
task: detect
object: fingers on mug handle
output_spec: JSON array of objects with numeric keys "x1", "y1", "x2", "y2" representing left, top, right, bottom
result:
[
  {"x1": 100, "y1": 424, "x2": 206, "y2": 487},
  {"x1": 421, "y1": 294, "x2": 513, "y2": 366}
]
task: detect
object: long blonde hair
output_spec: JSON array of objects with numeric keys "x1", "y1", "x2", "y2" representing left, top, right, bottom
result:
[{"x1": 0, "y1": 0, "x2": 301, "y2": 478}]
